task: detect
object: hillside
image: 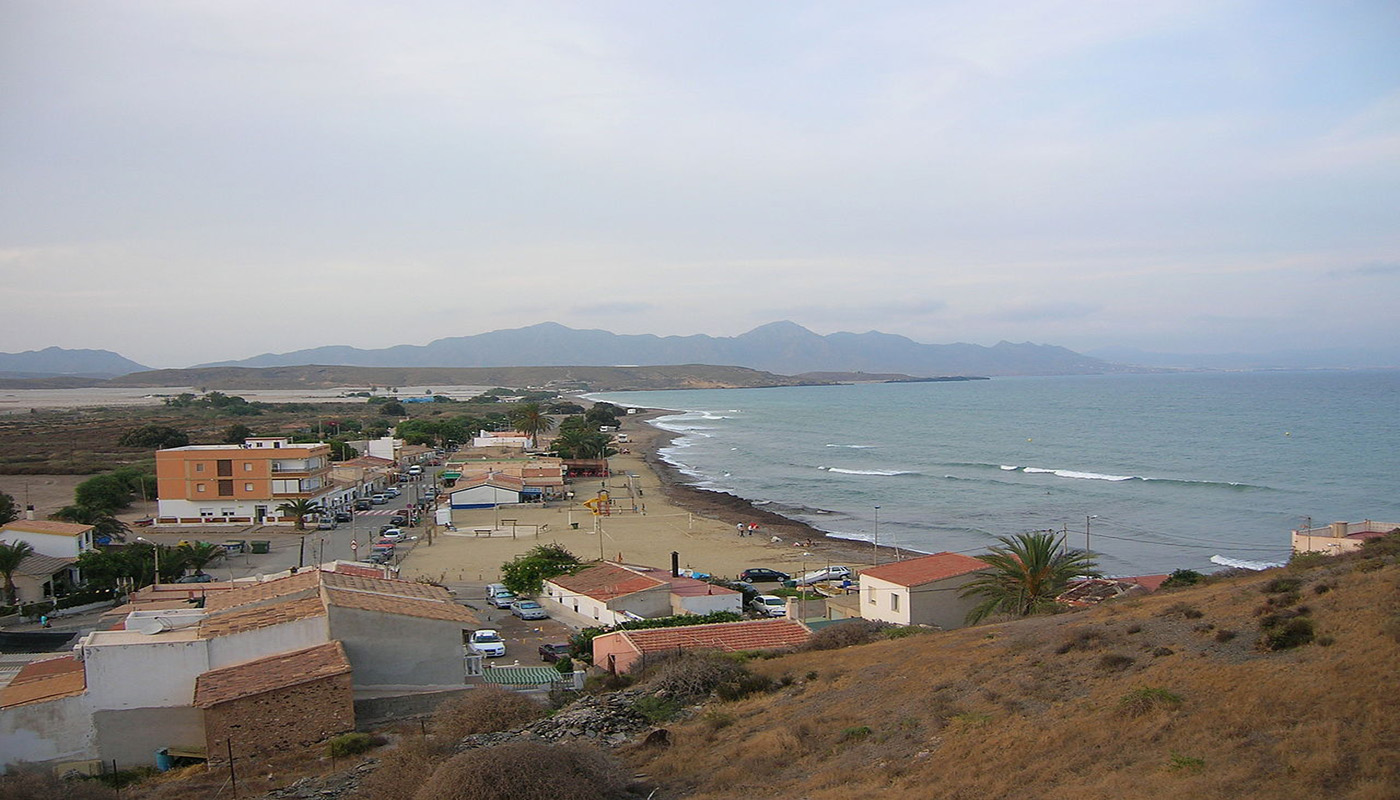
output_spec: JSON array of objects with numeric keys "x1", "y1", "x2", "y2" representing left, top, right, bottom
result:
[
  {"x1": 197, "y1": 321, "x2": 1119, "y2": 377},
  {"x1": 0, "y1": 347, "x2": 149, "y2": 379},
  {"x1": 102, "y1": 364, "x2": 824, "y2": 392},
  {"x1": 627, "y1": 553, "x2": 1399, "y2": 799}
]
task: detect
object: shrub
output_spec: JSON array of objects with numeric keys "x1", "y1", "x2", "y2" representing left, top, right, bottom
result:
[
  {"x1": 1258, "y1": 615, "x2": 1315, "y2": 651},
  {"x1": 1169, "y1": 753, "x2": 1206, "y2": 772},
  {"x1": 1262, "y1": 577, "x2": 1303, "y2": 595},
  {"x1": 839, "y1": 726, "x2": 872, "y2": 742},
  {"x1": 637, "y1": 650, "x2": 756, "y2": 700},
  {"x1": 1214, "y1": 629, "x2": 1238, "y2": 643},
  {"x1": 431, "y1": 686, "x2": 547, "y2": 741},
  {"x1": 413, "y1": 741, "x2": 626, "y2": 800},
  {"x1": 1160, "y1": 569, "x2": 1204, "y2": 589},
  {"x1": 632, "y1": 695, "x2": 684, "y2": 723},
  {"x1": 1098, "y1": 653, "x2": 1135, "y2": 671},
  {"x1": 703, "y1": 710, "x2": 735, "y2": 730},
  {"x1": 1054, "y1": 627, "x2": 1104, "y2": 654},
  {"x1": 1117, "y1": 687, "x2": 1183, "y2": 717},
  {"x1": 327, "y1": 732, "x2": 384, "y2": 758},
  {"x1": 715, "y1": 671, "x2": 775, "y2": 702},
  {"x1": 1162, "y1": 602, "x2": 1204, "y2": 619},
  {"x1": 801, "y1": 619, "x2": 895, "y2": 651}
]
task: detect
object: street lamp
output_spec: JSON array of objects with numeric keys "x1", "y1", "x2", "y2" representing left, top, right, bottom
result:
[
  {"x1": 873, "y1": 506, "x2": 880, "y2": 566},
  {"x1": 136, "y1": 537, "x2": 160, "y2": 586},
  {"x1": 1085, "y1": 515, "x2": 1097, "y2": 552}
]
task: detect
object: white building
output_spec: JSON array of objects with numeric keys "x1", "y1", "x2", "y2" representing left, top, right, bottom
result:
[
  {"x1": 856, "y1": 552, "x2": 993, "y2": 629},
  {"x1": 0, "y1": 519, "x2": 96, "y2": 559}
]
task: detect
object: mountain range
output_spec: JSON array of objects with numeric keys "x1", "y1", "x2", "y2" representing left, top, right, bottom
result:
[
  {"x1": 0, "y1": 347, "x2": 150, "y2": 379},
  {"x1": 197, "y1": 321, "x2": 1116, "y2": 377}
]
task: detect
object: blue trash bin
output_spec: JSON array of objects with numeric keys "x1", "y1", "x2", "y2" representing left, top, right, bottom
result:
[{"x1": 154, "y1": 747, "x2": 173, "y2": 771}]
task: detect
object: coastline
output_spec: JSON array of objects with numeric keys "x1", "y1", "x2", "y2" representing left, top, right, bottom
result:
[{"x1": 622, "y1": 408, "x2": 891, "y2": 569}]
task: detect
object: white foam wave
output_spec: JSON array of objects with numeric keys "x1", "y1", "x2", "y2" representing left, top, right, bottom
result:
[
  {"x1": 825, "y1": 444, "x2": 877, "y2": 449},
  {"x1": 818, "y1": 466, "x2": 917, "y2": 476},
  {"x1": 1004, "y1": 465, "x2": 1136, "y2": 482}
]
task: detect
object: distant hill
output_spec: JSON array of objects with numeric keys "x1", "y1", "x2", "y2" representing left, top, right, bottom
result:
[
  {"x1": 199, "y1": 321, "x2": 1117, "y2": 377},
  {"x1": 0, "y1": 347, "x2": 149, "y2": 379},
  {"x1": 104, "y1": 364, "x2": 826, "y2": 392}
]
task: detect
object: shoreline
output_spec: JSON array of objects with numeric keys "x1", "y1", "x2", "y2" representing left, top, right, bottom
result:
[{"x1": 623, "y1": 408, "x2": 895, "y2": 569}]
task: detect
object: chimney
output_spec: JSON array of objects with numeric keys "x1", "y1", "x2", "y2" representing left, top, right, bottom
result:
[
  {"x1": 671, "y1": 551, "x2": 680, "y2": 578},
  {"x1": 25, "y1": 505, "x2": 36, "y2": 521}
]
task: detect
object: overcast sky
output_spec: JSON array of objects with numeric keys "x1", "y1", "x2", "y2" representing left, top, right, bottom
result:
[{"x1": 3, "y1": 1, "x2": 1398, "y2": 368}]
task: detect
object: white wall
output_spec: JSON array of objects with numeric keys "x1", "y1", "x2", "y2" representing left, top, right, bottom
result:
[
  {"x1": 82, "y1": 636, "x2": 211, "y2": 710},
  {"x1": 0, "y1": 693, "x2": 96, "y2": 767},
  {"x1": 674, "y1": 592, "x2": 743, "y2": 616},
  {"x1": 450, "y1": 485, "x2": 521, "y2": 508},
  {"x1": 204, "y1": 616, "x2": 330, "y2": 671},
  {"x1": 3, "y1": 530, "x2": 83, "y2": 559}
]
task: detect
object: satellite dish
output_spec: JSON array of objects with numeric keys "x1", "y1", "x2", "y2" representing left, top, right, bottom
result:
[{"x1": 130, "y1": 617, "x2": 166, "y2": 635}]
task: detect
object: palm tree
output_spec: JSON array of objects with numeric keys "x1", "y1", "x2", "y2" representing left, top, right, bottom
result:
[
  {"x1": 0, "y1": 540, "x2": 36, "y2": 605},
  {"x1": 509, "y1": 403, "x2": 555, "y2": 449},
  {"x1": 51, "y1": 505, "x2": 129, "y2": 543},
  {"x1": 276, "y1": 499, "x2": 318, "y2": 531},
  {"x1": 177, "y1": 541, "x2": 224, "y2": 577},
  {"x1": 959, "y1": 530, "x2": 1098, "y2": 624}
]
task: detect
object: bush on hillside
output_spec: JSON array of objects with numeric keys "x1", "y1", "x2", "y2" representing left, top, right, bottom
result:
[
  {"x1": 431, "y1": 686, "x2": 547, "y2": 741},
  {"x1": 636, "y1": 650, "x2": 766, "y2": 701},
  {"x1": 1160, "y1": 569, "x2": 1204, "y2": 589},
  {"x1": 412, "y1": 741, "x2": 627, "y2": 800},
  {"x1": 800, "y1": 619, "x2": 894, "y2": 651},
  {"x1": 327, "y1": 732, "x2": 385, "y2": 758},
  {"x1": 1117, "y1": 687, "x2": 1183, "y2": 717}
]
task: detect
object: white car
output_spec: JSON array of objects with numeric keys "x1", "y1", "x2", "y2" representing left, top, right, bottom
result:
[
  {"x1": 467, "y1": 629, "x2": 506, "y2": 657},
  {"x1": 750, "y1": 595, "x2": 787, "y2": 617},
  {"x1": 795, "y1": 566, "x2": 852, "y2": 585},
  {"x1": 379, "y1": 528, "x2": 404, "y2": 541}
]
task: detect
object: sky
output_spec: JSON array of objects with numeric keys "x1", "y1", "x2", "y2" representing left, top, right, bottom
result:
[{"x1": 2, "y1": 1, "x2": 1398, "y2": 368}]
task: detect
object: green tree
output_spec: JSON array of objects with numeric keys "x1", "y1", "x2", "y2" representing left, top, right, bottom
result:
[
  {"x1": 276, "y1": 499, "x2": 319, "y2": 531},
  {"x1": 508, "y1": 402, "x2": 555, "y2": 448},
  {"x1": 51, "y1": 506, "x2": 129, "y2": 543},
  {"x1": 76, "y1": 545, "x2": 157, "y2": 589},
  {"x1": 0, "y1": 540, "x2": 36, "y2": 605},
  {"x1": 222, "y1": 423, "x2": 254, "y2": 443},
  {"x1": 959, "y1": 531, "x2": 1099, "y2": 624},
  {"x1": 117, "y1": 424, "x2": 190, "y2": 449},
  {"x1": 0, "y1": 492, "x2": 18, "y2": 525},
  {"x1": 74, "y1": 474, "x2": 134, "y2": 512},
  {"x1": 176, "y1": 541, "x2": 224, "y2": 577},
  {"x1": 328, "y1": 439, "x2": 359, "y2": 461},
  {"x1": 379, "y1": 400, "x2": 407, "y2": 416},
  {"x1": 500, "y1": 544, "x2": 582, "y2": 596}
]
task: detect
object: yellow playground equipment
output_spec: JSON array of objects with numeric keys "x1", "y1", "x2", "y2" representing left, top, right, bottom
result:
[{"x1": 583, "y1": 491, "x2": 613, "y2": 516}]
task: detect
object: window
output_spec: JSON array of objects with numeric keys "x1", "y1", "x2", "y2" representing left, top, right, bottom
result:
[
  {"x1": 890, "y1": 593, "x2": 900, "y2": 612},
  {"x1": 867, "y1": 586, "x2": 876, "y2": 604},
  {"x1": 196, "y1": 484, "x2": 206, "y2": 493},
  {"x1": 217, "y1": 459, "x2": 233, "y2": 477},
  {"x1": 243, "y1": 462, "x2": 252, "y2": 472},
  {"x1": 195, "y1": 463, "x2": 205, "y2": 473},
  {"x1": 221, "y1": 508, "x2": 235, "y2": 516},
  {"x1": 218, "y1": 480, "x2": 234, "y2": 497},
  {"x1": 244, "y1": 483, "x2": 254, "y2": 492}
]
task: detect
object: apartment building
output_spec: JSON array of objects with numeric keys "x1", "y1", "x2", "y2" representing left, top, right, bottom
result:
[{"x1": 155, "y1": 437, "x2": 332, "y2": 526}]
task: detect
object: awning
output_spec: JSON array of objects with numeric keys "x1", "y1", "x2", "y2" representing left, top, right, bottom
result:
[
  {"x1": 441, "y1": 471, "x2": 463, "y2": 480},
  {"x1": 479, "y1": 666, "x2": 562, "y2": 686}
]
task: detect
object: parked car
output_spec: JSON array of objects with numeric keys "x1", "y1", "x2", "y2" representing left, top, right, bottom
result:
[
  {"x1": 794, "y1": 566, "x2": 852, "y2": 586},
  {"x1": 384, "y1": 486, "x2": 401, "y2": 497},
  {"x1": 353, "y1": 499, "x2": 372, "y2": 511},
  {"x1": 750, "y1": 595, "x2": 787, "y2": 617},
  {"x1": 371, "y1": 494, "x2": 388, "y2": 505},
  {"x1": 538, "y1": 642, "x2": 571, "y2": 662},
  {"x1": 389, "y1": 514, "x2": 407, "y2": 526},
  {"x1": 334, "y1": 510, "x2": 353, "y2": 523},
  {"x1": 510, "y1": 599, "x2": 548, "y2": 620},
  {"x1": 379, "y1": 528, "x2": 404, "y2": 541},
  {"x1": 486, "y1": 583, "x2": 516, "y2": 608},
  {"x1": 739, "y1": 568, "x2": 791, "y2": 583},
  {"x1": 408, "y1": 465, "x2": 423, "y2": 475},
  {"x1": 366, "y1": 552, "x2": 391, "y2": 565},
  {"x1": 468, "y1": 629, "x2": 506, "y2": 657},
  {"x1": 316, "y1": 518, "x2": 337, "y2": 530},
  {"x1": 177, "y1": 574, "x2": 214, "y2": 584}
]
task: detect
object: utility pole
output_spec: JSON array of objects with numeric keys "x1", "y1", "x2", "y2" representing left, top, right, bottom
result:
[
  {"x1": 873, "y1": 505, "x2": 880, "y2": 566},
  {"x1": 1085, "y1": 515, "x2": 1096, "y2": 552}
]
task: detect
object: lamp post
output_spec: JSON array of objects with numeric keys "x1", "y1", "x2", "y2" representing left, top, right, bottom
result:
[
  {"x1": 1085, "y1": 515, "x2": 1097, "y2": 553},
  {"x1": 873, "y1": 505, "x2": 881, "y2": 566},
  {"x1": 137, "y1": 537, "x2": 159, "y2": 586}
]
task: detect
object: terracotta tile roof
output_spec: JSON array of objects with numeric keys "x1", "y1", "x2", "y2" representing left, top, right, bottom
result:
[
  {"x1": 320, "y1": 571, "x2": 452, "y2": 601},
  {"x1": 16, "y1": 553, "x2": 77, "y2": 577},
  {"x1": 199, "y1": 595, "x2": 326, "y2": 638},
  {"x1": 6, "y1": 655, "x2": 83, "y2": 686},
  {"x1": 202, "y1": 570, "x2": 323, "y2": 611},
  {"x1": 612, "y1": 619, "x2": 811, "y2": 655},
  {"x1": 0, "y1": 669, "x2": 86, "y2": 707},
  {"x1": 194, "y1": 642, "x2": 351, "y2": 708},
  {"x1": 548, "y1": 563, "x2": 668, "y2": 601},
  {"x1": 859, "y1": 552, "x2": 991, "y2": 587},
  {"x1": 2, "y1": 519, "x2": 94, "y2": 537},
  {"x1": 452, "y1": 474, "x2": 526, "y2": 491},
  {"x1": 631, "y1": 567, "x2": 739, "y2": 598},
  {"x1": 323, "y1": 587, "x2": 478, "y2": 624}
]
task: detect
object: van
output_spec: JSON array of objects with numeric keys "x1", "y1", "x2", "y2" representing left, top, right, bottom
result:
[{"x1": 486, "y1": 583, "x2": 516, "y2": 609}]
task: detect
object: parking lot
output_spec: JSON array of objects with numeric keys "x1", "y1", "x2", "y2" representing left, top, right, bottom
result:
[{"x1": 448, "y1": 580, "x2": 578, "y2": 664}]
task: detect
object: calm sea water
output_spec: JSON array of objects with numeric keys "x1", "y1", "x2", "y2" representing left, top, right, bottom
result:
[{"x1": 592, "y1": 371, "x2": 1400, "y2": 576}]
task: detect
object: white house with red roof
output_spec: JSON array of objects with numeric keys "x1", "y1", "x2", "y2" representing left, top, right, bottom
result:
[
  {"x1": 857, "y1": 552, "x2": 993, "y2": 629},
  {"x1": 0, "y1": 519, "x2": 96, "y2": 559},
  {"x1": 542, "y1": 561, "x2": 742, "y2": 625}
]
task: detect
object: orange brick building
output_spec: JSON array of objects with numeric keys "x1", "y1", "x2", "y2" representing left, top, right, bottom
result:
[{"x1": 155, "y1": 437, "x2": 332, "y2": 526}]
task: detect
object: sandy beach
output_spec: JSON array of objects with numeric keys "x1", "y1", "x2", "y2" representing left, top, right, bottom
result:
[{"x1": 398, "y1": 410, "x2": 879, "y2": 585}]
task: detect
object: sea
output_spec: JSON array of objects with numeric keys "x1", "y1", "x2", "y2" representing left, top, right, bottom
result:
[{"x1": 590, "y1": 370, "x2": 1400, "y2": 577}]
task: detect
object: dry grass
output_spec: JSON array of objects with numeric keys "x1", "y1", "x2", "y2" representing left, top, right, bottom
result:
[{"x1": 625, "y1": 554, "x2": 1400, "y2": 800}]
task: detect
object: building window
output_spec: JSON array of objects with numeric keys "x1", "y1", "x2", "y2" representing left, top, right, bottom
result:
[
  {"x1": 217, "y1": 459, "x2": 233, "y2": 477},
  {"x1": 244, "y1": 483, "x2": 254, "y2": 492},
  {"x1": 867, "y1": 586, "x2": 876, "y2": 604},
  {"x1": 243, "y1": 462, "x2": 252, "y2": 472},
  {"x1": 221, "y1": 508, "x2": 235, "y2": 516},
  {"x1": 195, "y1": 463, "x2": 205, "y2": 473},
  {"x1": 218, "y1": 480, "x2": 234, "y2": 497},
  {"x1": 890, "y1": 594, "x2": 900, "y2": 612},
  {"x1": 196, "y1": 484, "x2": 206, "y2": 493}
]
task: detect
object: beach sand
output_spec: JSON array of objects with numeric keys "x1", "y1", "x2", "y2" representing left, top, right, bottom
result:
[{"x1": 398, "y1": 411, "x2": 878, "y2": 584}]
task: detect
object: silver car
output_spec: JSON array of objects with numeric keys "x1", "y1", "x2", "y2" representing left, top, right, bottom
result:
[{"x1": 510, "y1": 599, "x2": 548, "y2": 620}]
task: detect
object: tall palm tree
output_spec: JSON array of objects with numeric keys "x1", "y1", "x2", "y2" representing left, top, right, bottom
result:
[
  {"x1": 509, "y1": 403, "x2": 555, "y2": 449},
  {"x1": 0, "y1": 540, "x2": 35, "y2": 605},
  {"x1": 959, "y1": 531, "x2": 1098, "y2": 624},
  {"x1": 276, "y1": 499, "x2": 318, "y2": 531}
]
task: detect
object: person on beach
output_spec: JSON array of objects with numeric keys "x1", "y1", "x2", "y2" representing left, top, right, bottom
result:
[{"x1": 737, "y1": 523, "x2": 745, "y2": 537}]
